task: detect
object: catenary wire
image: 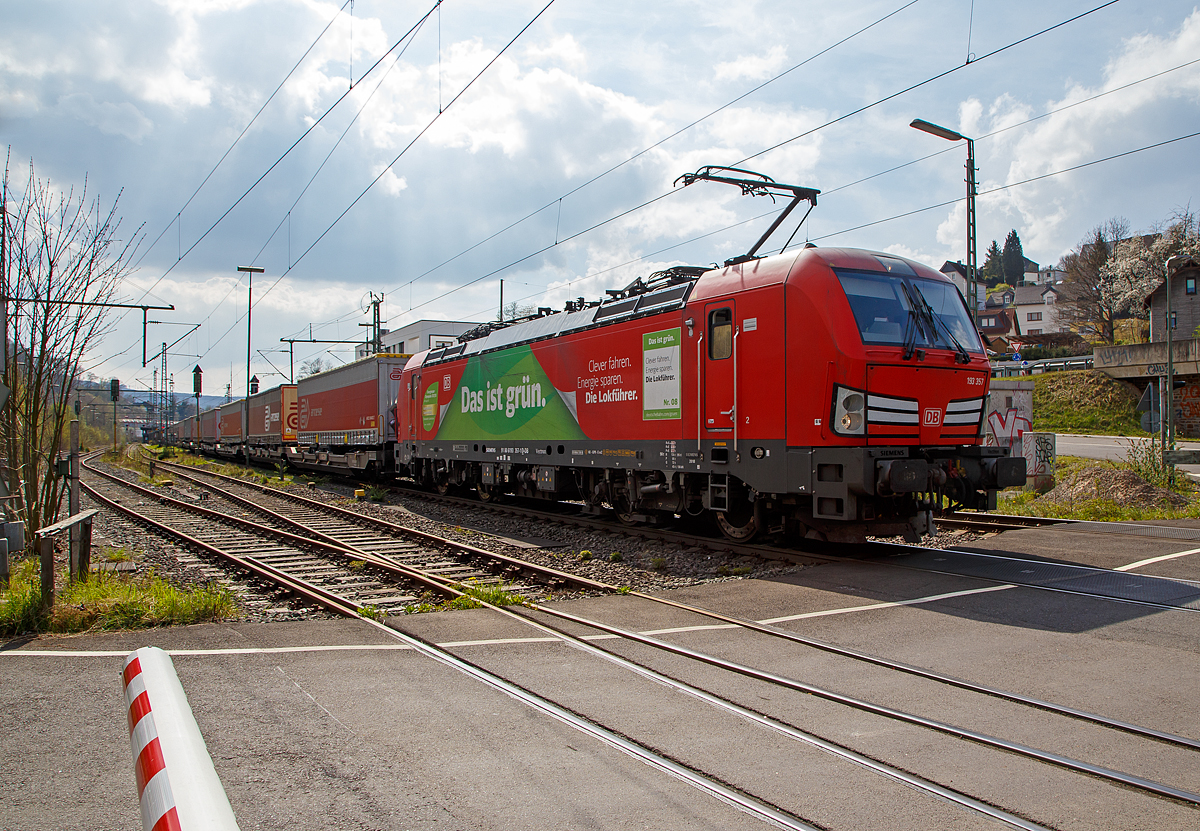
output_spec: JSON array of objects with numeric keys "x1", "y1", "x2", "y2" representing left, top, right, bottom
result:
[
  {"x1": 372, "y1": 0, "x2": 1126, "y2": 322},
  {"x1": 189, "y1": 0, "x2": 559, "y2": 366},
  {"x1": 128, "y1": 2, "x2": 443, "y2": 304},
  {"x1": 99, "y1": 0, "x2": 1129, "y2": 373},
  {"x1": 127, "y1": 0, "x2": 354, "y2": 280},
  {"x1": 374, "y1": 0, "x2": 926, "y2": 305},
  {"x1": 468, "y1": 128, "x2": 1200, "y2": 320}
]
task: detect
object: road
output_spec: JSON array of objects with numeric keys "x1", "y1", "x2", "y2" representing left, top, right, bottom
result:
[
  {"x1": 1054, "y1": 432, "x2": 1200, "y2": 480},
  {"x1": 6, "y1": 519, "x2": 1200, "y2": 831}
]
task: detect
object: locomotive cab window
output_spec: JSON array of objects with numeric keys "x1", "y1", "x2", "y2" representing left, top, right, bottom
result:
[
  {"x1": 709, "y1": 308, "x2": 733, "y2": 359},
  {"x1": 836, "y1": 269, "x2": 983, "y2": 354}
]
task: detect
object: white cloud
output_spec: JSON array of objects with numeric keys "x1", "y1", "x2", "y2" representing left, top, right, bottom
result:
[
  {"x1": 714, "y1": 45, "x2": 789, "y2": 82},
  {"x1": 58, "y1": 94, "x2": 154, "y2": 142},
  {"x1": 977, "y1": 9, "x2": 1200, "y2": 258},
  {"x1": 373, "y1": 163, "x2": 408, "y2": 196},
  {"x1": 522, "y1": 34, "x2": 586, "y2": 72}
]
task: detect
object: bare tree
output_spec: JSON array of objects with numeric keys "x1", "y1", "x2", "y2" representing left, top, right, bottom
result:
[
  {"x1": 297, "y1": 356, "x2": 327, "y2": 379},
  {"x1": 499, "y1": 301, "x2": 536, "y2": 322},
  {"x1": 1057, "y1": 218, "x2": 1129, "y2": 344},
  {"x1": 1, "y1": 154, "x2": 140, "y2": 540}
]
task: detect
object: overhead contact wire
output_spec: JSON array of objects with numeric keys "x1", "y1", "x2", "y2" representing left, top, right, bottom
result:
[
  {"x1": 196, "y1": 0, "x2": 557, "y2": 363},
  {"x1": 381, "y1": 0, "x2": 1124, "y2": 321}
]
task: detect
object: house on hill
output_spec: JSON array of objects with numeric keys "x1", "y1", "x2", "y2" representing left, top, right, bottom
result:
[
  {"x1": 1146, "y1": 256, "x2": 1200, "y2": 342},
  {"x1": 1012, "y1": 284, "x2": 1064, "y2": 335}
]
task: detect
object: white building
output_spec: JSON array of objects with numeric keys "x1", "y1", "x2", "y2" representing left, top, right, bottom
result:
[
  {"x1": 354, "y1": 319, "x2": 481, "y2": 360},
  {"x1": 1012, "y1": 284, "x2": 1064, "y2": 335},
  {"x1": 1022, "y1": 265, "x2": 1065, "y2": 286}
]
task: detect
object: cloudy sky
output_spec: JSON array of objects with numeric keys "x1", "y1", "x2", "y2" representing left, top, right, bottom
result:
[{"x1": 2, "y1": 0, "x2": 1198, "y2": 395}]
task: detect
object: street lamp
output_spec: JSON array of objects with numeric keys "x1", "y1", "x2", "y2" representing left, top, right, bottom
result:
[
  {"x1": 237, "y1": 265, "x2": 264, "y2": 466},
  {"x1": 910, "y1": 118, "x2": 978, "y2": 326}
]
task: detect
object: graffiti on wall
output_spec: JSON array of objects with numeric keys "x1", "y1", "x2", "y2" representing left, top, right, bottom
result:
[
  {"x1": 1021, "y1": 431, "x2": 1056, "y2": 492},
  {"x1": 986, "y1": 408, "x2": 1032, "y2": 449},
  {"x1": 1175, "y1": 381, "x2": 1200, "y2": 439}
]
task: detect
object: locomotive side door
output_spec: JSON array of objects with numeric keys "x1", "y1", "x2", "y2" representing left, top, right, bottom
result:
[
  {"x1": 702, "y1": 301, "x2": 736, "y2": 434},
  {"x1": 409, "y1": 373, "x2": 420, "y2": 439}
]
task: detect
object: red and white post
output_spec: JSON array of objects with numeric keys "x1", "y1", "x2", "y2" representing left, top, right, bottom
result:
[{"x1": 122, "y1": 647, "x2": 241, "y2": 831}]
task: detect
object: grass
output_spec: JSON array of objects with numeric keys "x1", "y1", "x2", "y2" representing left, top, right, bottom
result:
[
  {"x1": 1030, "y1": 370, "x2": 1148, "y2": 436},
  {"x1": 997, "y1": 450, "x2": 1200, "y2": 522},
  {"x1": 1, "y1": 559, "x2": 236, "y2": 636},
  {"x1": 403, "y1": 581, "x2": 528, "y2": 614},
  {"x1": 102, "y1": 546, "x2": 133, "y2": 563}
]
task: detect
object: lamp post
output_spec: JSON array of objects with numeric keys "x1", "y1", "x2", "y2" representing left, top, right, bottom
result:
[
  {"x1": 237, "y1": 266, "x2": 264, "y2": 467},
  {"x1": 910, "y1": 118, "x2": 978, "y2": 326}
]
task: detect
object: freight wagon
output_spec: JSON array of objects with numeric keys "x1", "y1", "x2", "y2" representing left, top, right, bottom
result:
[
  {"x1": 287, "y1": 356, "x2": 408, "y2": 473},
  {"x1": 247, "y1": 384, "x2": 298, "y2": 462}
]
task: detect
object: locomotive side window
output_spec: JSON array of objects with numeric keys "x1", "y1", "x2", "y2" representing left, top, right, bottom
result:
[{"x1": 709, "y1": 308, "x2": 733, "y2": 359}]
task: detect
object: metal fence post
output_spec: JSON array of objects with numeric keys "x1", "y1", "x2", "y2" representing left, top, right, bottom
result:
[{"x1": 39, "y1": 535, "x2": 54, "y2": 610}]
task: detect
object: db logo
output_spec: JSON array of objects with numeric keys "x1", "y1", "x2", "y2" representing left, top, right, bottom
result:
[
  {"x1": 442, "y1": 375, "x2": 452, "y2": 391},
  {"x1": 923, "y1": 408, "x2": 942, "y2": 426},
  {"x1": 390, "y1": 368, "x2": 404, "y2": 380}
]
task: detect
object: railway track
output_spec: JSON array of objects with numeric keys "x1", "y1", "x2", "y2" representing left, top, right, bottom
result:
[
  {"x1": 935, "y1": 512, "x2": 1065, "y2": 533},
  {"x1": 89, "y1": 453, "x2": 630, "y2": 618},
  {"x1": 82, "y1": 460, "x2": 423, "y2": 616}
]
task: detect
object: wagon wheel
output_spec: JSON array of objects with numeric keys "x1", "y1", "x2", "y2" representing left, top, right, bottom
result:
[{"x1": 716, "y1": 498, "x2": 759, "y2": 542}]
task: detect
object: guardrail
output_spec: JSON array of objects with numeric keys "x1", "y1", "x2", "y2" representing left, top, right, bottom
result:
[
  {"x1": 991, "y1": 356, "x2": 1094, "y2": 376},
  {"x1": 33, "y1": 508, "x2": 98, "y2": 609},
  {"x1": 122, "y1": 647, "x2": 241, "y2": 831}
]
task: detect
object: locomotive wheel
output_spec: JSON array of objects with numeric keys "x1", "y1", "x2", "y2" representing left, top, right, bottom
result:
[
  {"x1": 435, "y1": 479, "x2": 451, "y2": 495},
  {"x1": 716, "y1": 502, "x2": 759, "y2": 542},
  {"x1": 476, "y1": 482, "x2": 499, "y2": 503},
  {"x1": 611, "y1": 492, "x2": 639, "y2": 526}
]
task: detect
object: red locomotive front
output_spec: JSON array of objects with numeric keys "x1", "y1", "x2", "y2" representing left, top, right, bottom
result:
[
  {"x1": 393, "y1": 167, "x2": 1025, "y2": 541},
  {"x1": 395, "y1": 246, "x2": 1023, "y2": 542}
]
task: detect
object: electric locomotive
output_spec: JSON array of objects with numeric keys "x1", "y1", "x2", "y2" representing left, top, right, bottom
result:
[{"x1": 394, "y1": 168, "x2": 1026, "y2": 542}]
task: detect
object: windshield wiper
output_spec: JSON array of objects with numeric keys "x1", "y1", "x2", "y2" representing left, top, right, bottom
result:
[
  {"x1": 908, "y1": 282, "x2": 972, "y2": 364},
  {"x1": 900, "y1": 282, "x2": 933, "y2": 360}
]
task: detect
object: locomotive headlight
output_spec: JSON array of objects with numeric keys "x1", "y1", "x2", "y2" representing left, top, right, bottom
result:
[{"x1": 832, "y1": 386, "x2": 866, "y2": 436}]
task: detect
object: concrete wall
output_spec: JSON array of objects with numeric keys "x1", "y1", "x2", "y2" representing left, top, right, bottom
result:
[
  {"x1": 984, "y1": 378, "x2": 1034, "y2": 457},
  {"x1": 1094, "y1": 338, "x2": 1200, "y2": 379}
]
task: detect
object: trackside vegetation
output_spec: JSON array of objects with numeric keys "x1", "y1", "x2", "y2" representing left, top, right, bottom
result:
[
  {"x1": 998, "y1": 448, "x2": 1199, "y2": 523},
  {"x1": 1030, "y1": 370, "x2": 1147, "y2": 436},
  {"x1": 0, "y1": 557, "x2": 236, "y2": 637}
]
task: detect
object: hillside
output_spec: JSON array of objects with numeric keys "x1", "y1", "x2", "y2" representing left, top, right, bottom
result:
[{"x1": 1030, "y1": 370, "x2": 1147, "y2": 436}]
